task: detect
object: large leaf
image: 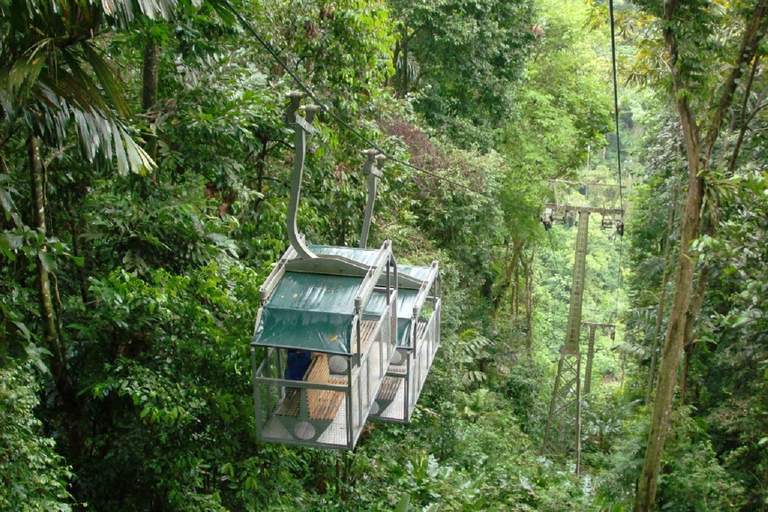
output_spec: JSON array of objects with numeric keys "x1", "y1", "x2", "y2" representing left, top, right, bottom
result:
[
  {"x1": 6, "y1": 42, "x2": 49, "y2": 100},
  {"x1": 1, "y1": 0, "x2": 166, "y2": 174},
  {"x1": 394, "y1": 494, "x2": 410, "y2": 512},
  {"x1": 80, "y1": 42, "x2": 131, "y2": 118}
]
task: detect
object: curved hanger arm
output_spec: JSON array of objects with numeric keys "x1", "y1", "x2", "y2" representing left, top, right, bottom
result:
[
  {"x1": 359, "y1": 150, "x2": 383, "y2": 248},
  {"x1": 285, "y1": 91, "x2": 319, "y2": 260}
]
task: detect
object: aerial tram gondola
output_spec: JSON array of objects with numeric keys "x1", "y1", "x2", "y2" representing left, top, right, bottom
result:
[
  {"x1": 354, "y1": 151, "x2": 442, "y2": 423},
  {"x1": 370, "y1": 263, "x2": 440, "y2": 422},
  {"x1": 251, "y1": 93, "x2": 398, "y2": 450}
]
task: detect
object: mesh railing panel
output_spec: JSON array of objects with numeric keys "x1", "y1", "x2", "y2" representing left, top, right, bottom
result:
[
  {"x1": 254, "y1": 348, "x2": 351, "y2": 449},
  {"x1": 372, "y1": 297, "x2": 441, "y2": 423},
  {"x1": 370, "y1": 349, "x2": 411, "y2": 422},
  {"x1": 415, "y1": 316, "x2": 432, "y2": 397},
  {"x1": 352, "y1": 294, "x2": 396, "y2": 439}
]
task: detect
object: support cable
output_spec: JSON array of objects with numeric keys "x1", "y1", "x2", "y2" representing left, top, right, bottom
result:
[
  {"x1": 609, "y1": 0, "x2": 624, "y2": 211},
  {"x1": 226, "y1": 6, "x2": 494, "y2": 200},
  {"x1": 609, "y1": 0, "x2": 625, "y2": 323}
]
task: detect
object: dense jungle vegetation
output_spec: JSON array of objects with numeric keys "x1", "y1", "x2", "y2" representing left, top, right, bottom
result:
[{"x1": 2, "y1": 0, "x2": 768, "y2": 510}]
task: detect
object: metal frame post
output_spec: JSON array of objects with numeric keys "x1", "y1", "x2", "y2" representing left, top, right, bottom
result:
[
  {"x1": 584, "y1": 324, "x2": 597, "y2": 395},
  {"x1": 542, "y1": 211, "x2": 590, "y2": 472}
]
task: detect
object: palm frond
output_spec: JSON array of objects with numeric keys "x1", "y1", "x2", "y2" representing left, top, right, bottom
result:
[
  {"x1": 18, "y1": 0, "x2": 177, "y2": 27},
  {"x1": 80, "y1": 42, "x2": 131, "y2": 117},
  {"x1": 6, "y1": 41, "x2": 50, "y2": 100},
  {"x1": 612, "y1": 341, "x2": 651, "y2": 361},
  {"x1": 32, "y1": 84, "x2": 154, "y2": 174},
  {"x1": 1, "y1": 0, "x2": 161, "y2": 173}
]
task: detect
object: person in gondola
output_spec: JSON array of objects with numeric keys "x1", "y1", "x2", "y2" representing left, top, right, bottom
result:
[{"x1": 284, "y1": 349, "x2": 313, "y2": 392}]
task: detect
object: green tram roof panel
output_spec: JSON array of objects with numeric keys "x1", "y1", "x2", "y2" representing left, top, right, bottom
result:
[
  {"x1": 396, "y1": 289, "x2": 419, "y2": 348},
  {"x1": 309, "y1": 245, "x2": 383, "y2": 266},
  {"x1": 254, "y1": 272, "x2": 363, "y2": 354},
  {"x1": 362, "y1": 289, "x2": 390, "y2": 318},
  {"x1": 397, "y1": 265, "x2": 434, "y2": 347},
  {"x1": 399, "y1": 265, "x2": 432, "y2": 283},
  {"x1": 363, "y1": 288, "x2": 421, "y2": 348},
  {"x1": 363, "y1": 289, "x2": 418, "y2": 348},
  {"x1": 390, "y1": 265, "x2": 433, "y2": 347}
]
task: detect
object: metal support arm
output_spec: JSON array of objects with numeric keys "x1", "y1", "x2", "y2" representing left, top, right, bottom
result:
[
  {"x1": 360, "y1": 150, "x2": 384, "y2": 249},
  {"x1": 285, "y1": 91, "x2": 318, "y2": 260}
]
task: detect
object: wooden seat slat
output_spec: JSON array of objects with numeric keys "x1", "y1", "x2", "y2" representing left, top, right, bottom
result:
[
  {"x1": 377, "y1": 376, "x2": 400, "y2": 402},
  {"x1": 388, "y1": 363, "x2": 407, "y2": 375},
  {"x1": 306, "y1": 354, "x2": 345, "y2": 421},
  {"x1": 356, "y1": 320, "x2": 379, "y2": 354}
]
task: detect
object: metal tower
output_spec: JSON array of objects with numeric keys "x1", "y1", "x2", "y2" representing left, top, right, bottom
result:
[
  {"x1": 542, "y1": 210, "x2": 589, "y2": 467},
  {"x1": 540, "y1": 203, "x2": 623, "y2": 473}
]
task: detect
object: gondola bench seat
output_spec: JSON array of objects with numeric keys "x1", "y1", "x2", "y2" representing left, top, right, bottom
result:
[{"x1": 275, "y1": 354, "x2": 346, "y2": 442}]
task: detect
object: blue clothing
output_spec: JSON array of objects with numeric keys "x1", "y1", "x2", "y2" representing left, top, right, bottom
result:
[{"x1": 285, "y1": 351, "x2": 312, "y2": 381}]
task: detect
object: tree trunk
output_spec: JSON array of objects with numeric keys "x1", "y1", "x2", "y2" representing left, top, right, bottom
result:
[
  {"x1": 0, "y1": 154, "x2": 9, "y2": 233},
  {"x1": 491, "y1": 241, "x2": 509, "y2": 319},
  {"x1": 142, "y1": 40, "x2": 160, "y2": 162},
  {"x1": 646, "y1": 175, "x2": 680, "y2": 405},
  {"x1": 635, "y1": 2, "x2": 768, "y2": 509},
  {"x1": 728, "y1": 54, "x2": 762, "y2": 174},
  {"x1": 70, "y1": 218, "x2": 89, "y2": 306},
  {"x1": 402, "y1": 31, "x2": 408, "y2": 98},
  {"x1": 28, "y1": 134, "x2": 84, "y2": 458},
  {"x1": 491, "y1": 239, "x2": 518, "y2": 318},
  {"x1": 634, "y1": 125, "x2": 704, "y2": 512},
  {"x1": 509, "y1": 239, "x2": 521, "y2": 318},
  {"x1": 252, "y1": 138, "x2": 270, "y2": 213},
  {"x1": 680, "y1": 338, "x2": 695, "y2": 407},
  {"x1": 680, "y1": 259, "x2": 710, "y2": 406},
  {"x1": 391, "y1": 39, "x2": 400, "y2": 91},
  {"x1": 513, "y1": 242, "x2": 521, "y2": 318},
  {"x1": 29, "y1": 135, "x2": 61, "y2": 368}
]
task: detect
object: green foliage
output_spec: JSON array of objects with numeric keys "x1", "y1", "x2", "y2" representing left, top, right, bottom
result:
[
  {"x1": 502, "y1": 0, "x2": 613, "y2": 176},
  {"x1": 389, "y1": 0, "x2": 536, "y2": 146},
  {"x1": 76, "y1": 263, "x2": 259, "y2": 510},
  {"x1": 686, "y1": 170, "x2": 768, "y2": 510},
  {"x1": 594, "y1": 407, "x2": 746, "y2": 511},
  {"x1": 8, "y1": 0, "x2": 765, "y2": 510},
  {"x1": 0, "y1": 361, "x2": 73, "y2": 511},
  {"x1": 84, "y1": 180, "x2": 239, "y2": 274},
  {"x1": 455, "y1": 329, "x2": 492, "y2": 387},
  {"x1": 617, "y1": 0, "x2": 768, "y2": 499}
]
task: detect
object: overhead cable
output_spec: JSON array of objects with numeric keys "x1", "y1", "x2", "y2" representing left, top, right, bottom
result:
[
  {"x1": 609, "y1": 0, "x2": 625, "y2": 311},
  {"x1": 609, "y1": 0, "x2": 624, "y2": 211}
]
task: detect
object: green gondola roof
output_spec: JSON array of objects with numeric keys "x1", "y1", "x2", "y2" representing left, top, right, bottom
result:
[
  {"x1": 363, "y1": 265, "x2": 432, "y2": 348},
  {"x1": 396, "y1": 289, "x2": 420, "y2": 348},
  {"x1": 254, "y1": 272, "x2": 362, "y2": 354},
  {"x1": 309, "y1": 245, "x2": 383, "y2": 265},
  {"x1": 253, "y1": 246, "x2": 433, "y2": 353},
  {"x1": 398, "y1": 264, "x2": 432, "y2": 284}
]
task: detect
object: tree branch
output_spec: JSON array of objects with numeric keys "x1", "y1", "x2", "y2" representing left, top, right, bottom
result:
[
  {"x1": 728, "y1": 56, "x2": 764, "y2": 174},
  {"x1": 704, "y1": 0, "x2": 768, "y2": 161}
]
